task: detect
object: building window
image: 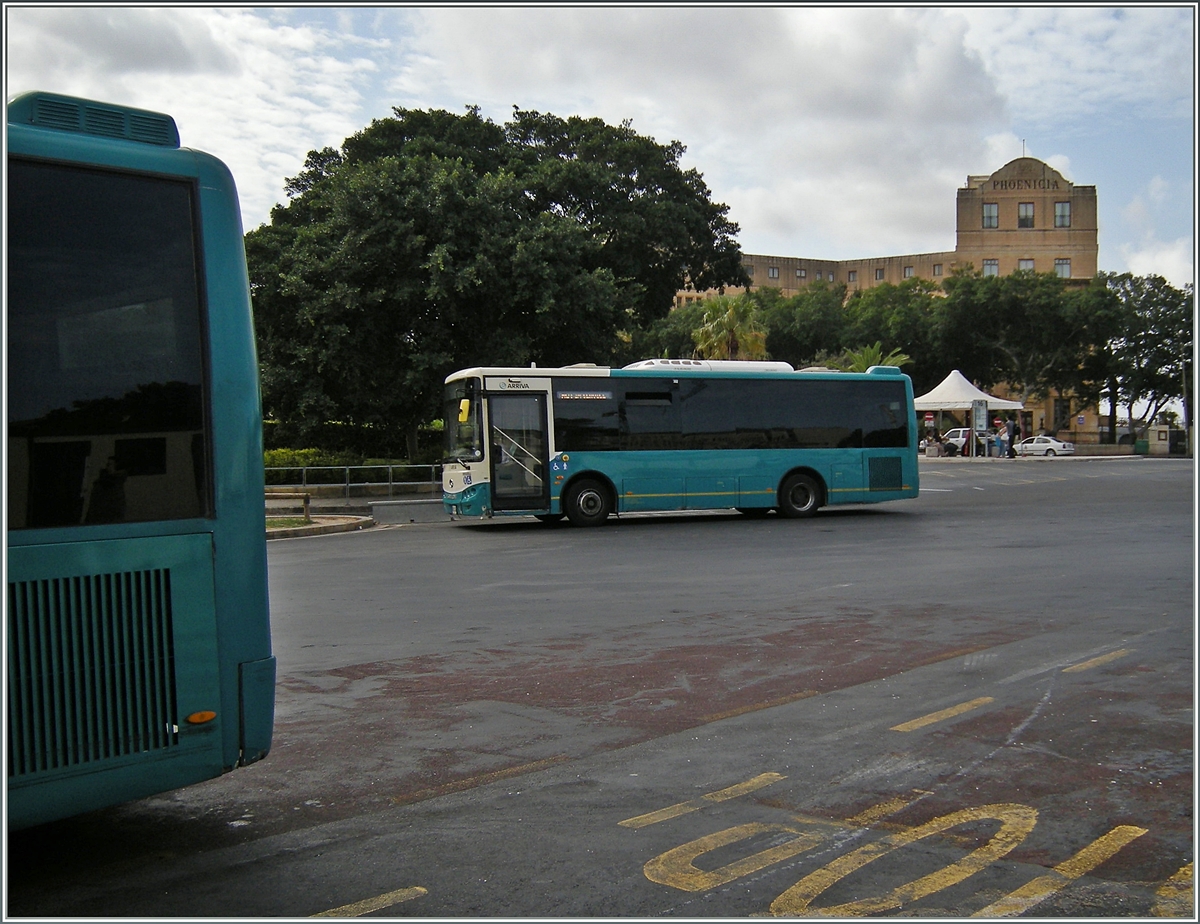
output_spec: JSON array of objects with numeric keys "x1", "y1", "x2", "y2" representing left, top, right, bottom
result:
[
  {"x1": 1018, "y1": 202, "x2": 1035, "y2": 228},
  {"x1": 1055, "y1": 201, "x2": 1071, "y2": 228},
  {"x1": 933, "y1": 264, "x2": 943, "y2": 276},
  {"x1": 768, "y1": 266, "x2": 779, "y2": 279},
  {"x1": 1018, "y1": 258, "x2": 1035, "y2": 271},
  {"x1": 982, "y1": 202, "x2": 999, "y2": 228},
  {"x1": 827, "y1": 272, "x2": 834, "y2": 282},
  {"x1": 982, "y1": 259, "x2": 999, "y2": 277},
  {"x1": 903, "y1": 266, "x2": 914, "y2": 279},
  {"x1": 848, "y1": 270, "x2": 857, "y2": 283},
  {"x1": 875, "y1": 268, "x2": 885, "y2": 281},
  {"x1": 1055, "y1": 258, "x2": 1071, "y2": 278},
  {"x1": 744, "y1": 264, "x2": 754, "y2": 276},
  {"x1": 797, "y1": 268, "x2": 806, "y2": 278}
]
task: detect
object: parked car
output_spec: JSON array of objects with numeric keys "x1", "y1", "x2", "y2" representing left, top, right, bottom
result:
[
  {"x1": 942, "y1": 428, "x2": 987, "y2": 455},
  {"x1": 1015, "y1": 435, "x2": 1075, "y2": 456}
]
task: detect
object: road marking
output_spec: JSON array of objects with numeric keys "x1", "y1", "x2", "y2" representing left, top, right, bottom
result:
[
  {"x1": 971, "y1": 825, "x2": 1147, "y2": 917},
  {"x1": 619, "y1": 772, "x2": 786, "y2": 828},
  {"x1": 890, "y1": 697, "x2": 995, "y2": 732},
  {"x1": 768, "y1": 803, "x2": 1038, "y2": 916},
  {"x1": 391, "y1": 755, "x2": 570, "y2": 805},
  {"x1": 701, "y1": 689, "x2": 819, "y2": 723},
  {"x1": 1062, "y1": 648, "x2": 1133, "y2": 673},
  {"x1": 311, "y1": 886, "x2": 428, "y2": 917},
  {"x1": 645, "y1": 823, "x2": 824, "y2": 892},
  {"x1": 1151, "y1": 861, "x2": 1194, "y2": 916},
  {"x1": 843, "y1": 790, "x2": 932, "y2": 827}
]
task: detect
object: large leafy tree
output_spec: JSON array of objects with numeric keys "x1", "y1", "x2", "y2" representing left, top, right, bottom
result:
[
  {"x1": 1100, "y1": 273, "x2": 1194, "y2": 437},
  {"x1": 757, "y1": 280, "x2": 850, "y2": 367},
  {"x1": 843, "y1": 279, "x2": 940, "y2": 394},
  {"x1": 246, "y1": 106, "x2": 747, "y2": 454},
  {"x1": 937, "y1": 269, "x2": 1101, "y2": 406}
]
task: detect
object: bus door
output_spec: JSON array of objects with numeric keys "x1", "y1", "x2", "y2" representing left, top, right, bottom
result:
[{"x1": 487, "y1": 393, "x2": 549, "y2": 511}]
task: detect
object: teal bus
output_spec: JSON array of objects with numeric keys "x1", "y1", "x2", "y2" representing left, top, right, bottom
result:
[
  {"x1": 6, "y1": 93, "x2": 274, "y2": 829},
  {"x1": 442, "y1": 358, "x2": 919, "y2": 526}
]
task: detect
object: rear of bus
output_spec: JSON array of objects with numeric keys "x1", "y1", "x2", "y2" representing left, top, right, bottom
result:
[{"x1": 6, "y1": 93, "x2": 274, "y2": 829}]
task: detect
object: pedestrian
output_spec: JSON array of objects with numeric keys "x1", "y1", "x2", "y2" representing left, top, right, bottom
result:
[{"x1": 1005, "y1": 418, "x2": 1018, "y2": 458}]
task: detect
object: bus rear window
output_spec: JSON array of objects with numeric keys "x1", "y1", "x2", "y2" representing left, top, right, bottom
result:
[{"x1": 7, "y1": 159, "x2": 211, "y2": 529}]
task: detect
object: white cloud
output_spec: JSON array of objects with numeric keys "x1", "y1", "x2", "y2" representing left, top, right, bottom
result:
[
  {"x1": 958, "y1": 6, "x2": 1195, "y2": 125},
  {"x1": 5, "y1": 7, "x2": 387, "y2": 230},
  {"x1": 1120, "y1": 237, "x2": 1195, "y2": 290},
  {"x1": 392, "y1": 7, "x2": 1009, "y2": 258},
  {"x1": 6, "y1": 5, "x2": 1190, "y2": 270}
]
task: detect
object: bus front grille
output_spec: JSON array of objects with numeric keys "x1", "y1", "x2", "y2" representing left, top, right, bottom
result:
[{"x1": 7, "y1": 570, "x2": 180, "y2": 779}]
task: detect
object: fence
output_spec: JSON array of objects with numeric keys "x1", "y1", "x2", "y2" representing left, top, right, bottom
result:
[{"x1": 264, "y1": 464, "x2": 442, "y2": 501}]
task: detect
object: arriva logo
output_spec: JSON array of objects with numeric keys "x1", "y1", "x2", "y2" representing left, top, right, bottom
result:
[{"x1": 500, "y1": 380, "x2": 531, "y2": 389}]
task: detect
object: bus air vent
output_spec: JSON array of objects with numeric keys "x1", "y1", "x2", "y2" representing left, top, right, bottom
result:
[
  {"x1": 13, "y1": 92, "x2": 181, "y2": 148},
  {"x1": 32, "y1": 96, "x2": 82, "y2": 132},
  {"x1": 868, "y1": 456, "x2": 903, "y2": 491},
  {"x1": 83, "y1": 105, "x2": 126, "y2": 138},
  {"x1": 7, "y1": 569, "x2": 180, "y2": 779}
]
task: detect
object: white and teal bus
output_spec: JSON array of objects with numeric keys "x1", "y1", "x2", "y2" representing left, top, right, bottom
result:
[{"x1": 442, "y1": 359, "x2": 919, "y2": 525}]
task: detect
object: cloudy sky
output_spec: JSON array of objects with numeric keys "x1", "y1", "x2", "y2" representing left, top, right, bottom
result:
[{"x1": 6, "y1": 5, "x2": 1196, "y2": 287}]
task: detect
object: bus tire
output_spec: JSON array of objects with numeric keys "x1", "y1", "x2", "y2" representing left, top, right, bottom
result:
[
  {"x1": 564, "y1": 479, "x2": 611, "y2": 527},
  {"x1": 778, "y1": 473, "x2": 822, "y2": 518}
]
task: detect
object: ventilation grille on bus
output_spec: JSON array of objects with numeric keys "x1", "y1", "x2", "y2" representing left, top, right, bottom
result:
[
  {"x1": 7, "y1": 570, "x2": 180, "y2": 779},
  {"x1": 28, "y1": 95, "x2": 180, "y2": 147},
  {"x1": 868, "y1": 456, "x2": 904, "y2": 491}
]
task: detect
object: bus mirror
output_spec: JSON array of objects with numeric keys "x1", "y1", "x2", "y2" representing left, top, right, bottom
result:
[{"x1": 458, "y1": 399, "x2": 471, "y2": 423}]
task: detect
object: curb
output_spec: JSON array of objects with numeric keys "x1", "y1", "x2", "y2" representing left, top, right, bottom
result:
[{"x1": 266, "y1": 516, "x2": 375, "y2": 540}]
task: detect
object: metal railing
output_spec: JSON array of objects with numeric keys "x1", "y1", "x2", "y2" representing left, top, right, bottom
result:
[{"x1": 264, "y1": 464, "x2": 442, "y2": 501}]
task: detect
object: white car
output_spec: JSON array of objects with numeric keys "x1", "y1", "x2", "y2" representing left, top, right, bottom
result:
[
  {"x1": 941, "y1": 428, "x2": 986, "y2": 454},
  {"x1": 1015, "y1": 435, "x2": 1074, "y2": 456}
]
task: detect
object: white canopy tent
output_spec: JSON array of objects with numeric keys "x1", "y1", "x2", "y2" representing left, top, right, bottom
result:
[
  {"x1": 915, "y1": 370, "x2": 1023, "y2": 457},
  {"x1": 914, "y1": 370, "x2": 1023, "y2": 411}
]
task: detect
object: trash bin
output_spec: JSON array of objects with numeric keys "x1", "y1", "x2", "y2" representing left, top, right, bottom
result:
[{"x1": 1134, "y1": 439, "x2": 1149, "y2": 455}]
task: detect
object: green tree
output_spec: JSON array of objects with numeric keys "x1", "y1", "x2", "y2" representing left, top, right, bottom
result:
[
  {"x1": 633, "y1": 299, "x2": 709, "y2": 360},
  {"x1": 937, "y1": 269, "x2": 1094, "y2": 406},
  {"x1": 758, "y1": 280, "x2": 850, "y2": 367},
  {"x1": 1101, "y1": 273, "x2": 1194, "y2": 438},
  {"x1": 691, "y1": 294, "x2": 768, "y2": 360},
  {"x1": 843, "y1": 279, "x2": 940, "y2": 393},
  {"x1": 829, "y1": 341, "x2": 912, "y2": 373},
  {"x1": 246, "y1": 106, "x2": 748, "y2": 454}
]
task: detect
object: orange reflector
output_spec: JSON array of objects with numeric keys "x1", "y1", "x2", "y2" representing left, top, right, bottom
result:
[{"x1": 186, "y1": 711, "x2": 217, "y2": 725}]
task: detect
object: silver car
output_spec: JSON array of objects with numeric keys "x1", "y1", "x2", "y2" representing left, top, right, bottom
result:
[{"x1": 1015, "y1": 435, "x2": 1075, "y2": 456}]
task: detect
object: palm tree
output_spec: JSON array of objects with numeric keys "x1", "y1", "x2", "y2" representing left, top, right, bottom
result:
[
  {"x1": 836, "y1": 341, "x2": 911, "y2": 372},
  {"x1": 692, "y1": 295, "x2": 769, "y2": 360}
]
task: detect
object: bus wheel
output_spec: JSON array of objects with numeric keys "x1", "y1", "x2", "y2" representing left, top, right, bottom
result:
[
  {"x1": 564, "y1": 479, "x2": 611, "y2": 527},
  {"x1": 778, "y1": 473, "x2": 822, "y2": 518}
]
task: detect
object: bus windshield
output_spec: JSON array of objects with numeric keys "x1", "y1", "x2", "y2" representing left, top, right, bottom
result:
[{"x1": 444, "y1": 379, "x2": 483, "y2": 462}]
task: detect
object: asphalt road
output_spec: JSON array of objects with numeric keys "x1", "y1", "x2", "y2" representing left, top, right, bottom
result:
[{"x1": 7, "y1": 457, "x2": 1194, "y2": 918}]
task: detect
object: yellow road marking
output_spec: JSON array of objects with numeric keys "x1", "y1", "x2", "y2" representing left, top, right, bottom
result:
[
  {"x1": 619, "y1": 772, "x2": 786, "y2": 828},
  {"x1": 701, "y1": 689, "x2": 819, "y2": 723},
  {"x1": 1062, "y1": 648, "x2": 1133, "y2": 673},
  {"x1": 645, "y1": 823, "x2": 824, "y2": 892},
  {"x1": 1151, "y1": 861, "x2": 1194, "y2": 917},
  {"x1": 843, "y1": 790, "x2": 932, "y2": 827},
  {"x1": 971, "y1": 825, "x2": 1147, "y2": 917},
  {"x1": 391, "y1": 755, "x2": 570, "y2": 805},
  {"x1": 890, "y1": 696, "x2": 995, "y2": 732},
  {"x1": 311, "y1": 886, "x2": 427, "y2": 917},
  {"x1": 768, "y1": 803, "x2": 1038, "y2": 916}
]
